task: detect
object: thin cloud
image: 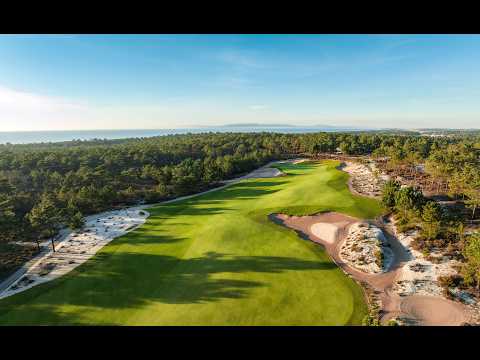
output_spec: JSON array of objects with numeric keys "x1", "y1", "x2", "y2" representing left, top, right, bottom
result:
[
  {"x1": 217, "y1": 50, "x2": 267, "y2": 69},
  {"x1": 248, "y1": 104, "x2": 269, "y2": 111},
  {"x1": 0, "y1": 85, "x2": 93, "y2": 131},
  {"x1": 0, "y1": 85, "x2": 84, "y2": 110},
  {"x1": 215, "y1": 76, "x2": 257, "y2": 90}
]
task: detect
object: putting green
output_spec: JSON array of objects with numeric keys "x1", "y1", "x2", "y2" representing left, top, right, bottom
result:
[{"x1": 0, "y1": 160, "x2": 381, "y2": 325}]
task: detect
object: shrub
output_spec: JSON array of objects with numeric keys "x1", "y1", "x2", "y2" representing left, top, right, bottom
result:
[
  {"x1": 446, "y1": 242, "x2": 458, "y2": 255},
  {"x1": 362, "y1": 307, "x2": 381, "y2": 326},
  {"x1": 442, "y1": 287, "x2": 454, "y2": 299},
  {"x1": 374, "y1": 249, "x2": 384, "y2": 269},
  {"x1": 426, "y1": 255, "x2": 442, "y2": 264},
  {"x1": 411, "y1": 238, "x2": 422, "y2": 250},
  {"x1": 351, "y1": 243, "x2": 361, "y2": 253}
]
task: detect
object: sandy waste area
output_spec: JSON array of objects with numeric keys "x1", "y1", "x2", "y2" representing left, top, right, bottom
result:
[
  {"x1": 341, "y1": 161, "x2": 389, "y2": 198},
  {"x1": 340, "y1": 222, "x2": 394, "y2": 274},
  {"x1": 386, "y1": 219, "x2": 480, "y2": 324},
  {"x1": 0, "y1": 207, "x2": 149, "y2": 299}
]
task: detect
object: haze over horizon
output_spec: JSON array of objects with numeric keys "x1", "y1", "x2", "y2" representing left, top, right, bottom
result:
[{"x1": 1, "y1": 34, "x2": 480, "y2": 131}]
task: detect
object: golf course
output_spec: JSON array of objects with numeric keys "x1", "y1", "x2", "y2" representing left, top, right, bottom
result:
[{"x1": 0, "y1": 160, "x2": 382, "y2": 325}]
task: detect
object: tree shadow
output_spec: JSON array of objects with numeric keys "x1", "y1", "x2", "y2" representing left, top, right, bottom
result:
[
  {"x1": 204, "y1": 181, "x2": 288, "y2": 201},
  {"x1": 0, "y1": 251, "x2": 336, "y2": 324},
  {"x1": 112, "y1": 228, "x2": 188, "y2": 246},
  {"x1": 273, "y1": 162, "x2": 319, "y2": 174},
  {"x1": 153, "y1": 205, "x2": 232, "y2": 216},
  {"x1": 325, "y1": 173, "x2": 350, "y2": 191}
]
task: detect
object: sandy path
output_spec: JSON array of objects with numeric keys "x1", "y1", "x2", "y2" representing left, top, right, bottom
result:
[{"x1": 271, "y1": 212, "x2": 470, "y2": 326}]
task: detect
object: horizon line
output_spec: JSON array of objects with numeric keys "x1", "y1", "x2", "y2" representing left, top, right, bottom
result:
[{"x1": 1, "y1": 126, "x2": 479, "y2": 133}]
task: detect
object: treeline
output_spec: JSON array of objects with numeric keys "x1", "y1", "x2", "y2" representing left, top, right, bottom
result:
[{"x1": 0, "y1": 131, "x2": 478, "y2": 252}]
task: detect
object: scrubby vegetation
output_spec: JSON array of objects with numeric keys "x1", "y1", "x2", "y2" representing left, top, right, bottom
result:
[
  {"x1": 462, "y1": 233, "x2": 480, "y2": 293},
  {"x1": 362, "y1": 301, "x2": 381, "y2": 326},
  {"x1": 381, "y1": 178, "x2": 480, "y2": 298}
]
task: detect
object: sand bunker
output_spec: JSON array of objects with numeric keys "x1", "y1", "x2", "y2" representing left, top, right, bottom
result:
[
  {"x1": 222, "y1": 161, "x2": 285, "y2": 184},
  {"x1": 310, "y1": 223, "x2": 340, "y2": 244},
  {"x1": 232, "y1": 158, "x2": 310, "y2": 181},
  {"x1": 276, "y1": 158, "x2": 309, "y2": 165},
  {"x1": 242, "y1": 166, "x2": 284, "y2": 179},
  {"x1": 0, "y1": 206, "x2": 149, "y2": 299},
  {"x1": 292, "y1": 158, "x2": 308, "y2": 164},
  {"x1": 272, "y1": 212, "x2": 357, "y2": 249},
  {"x1": 399, "y1": 296, "x2": 468, "y2": 326}
]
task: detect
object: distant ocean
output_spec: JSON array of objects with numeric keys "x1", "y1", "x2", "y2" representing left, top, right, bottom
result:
[{"x1": 0, "y1": 127, "x2": 363, "y2": 145}]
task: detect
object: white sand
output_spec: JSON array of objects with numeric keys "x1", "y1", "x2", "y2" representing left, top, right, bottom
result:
[
  {"x1": 339, "y1": 222, "x2": 393, "y2": 274},
  {"x1": 292, "y1": 158, "x2": 308, "y2": 164},
  {"x1": 222, "y1": 161, "x2": 285, "y2": 184},
  {"x1": 0, "y1": 207, "x2": 149, "y2": 299},
  {"x1": 341, "y1": 161, "x2": 387, "y2": 198},
  {"x1": 241, "y1": 167, "x2": 283, "y2": 179},
  {"x1": 310, "y1": 222, "x2": 340, "y2": 244},
  {"x1": 389, "y1": 223, "x2": 461, "y2": 298},
  {"x1": 276, "y1": 158, "x2": 309, "y2": 165}
]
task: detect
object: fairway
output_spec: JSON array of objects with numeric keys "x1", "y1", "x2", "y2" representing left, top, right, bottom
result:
[{"x1": 0, "y1": 160, "x2": 381, "y2": 325}]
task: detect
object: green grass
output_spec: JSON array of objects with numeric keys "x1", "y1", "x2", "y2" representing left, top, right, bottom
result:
[{"x1": 0, "y1": 160, "x2": 381, "y2": 325}]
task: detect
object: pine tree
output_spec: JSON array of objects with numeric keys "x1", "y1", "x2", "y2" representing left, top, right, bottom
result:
[
  {"x1": 395, "y1": 186, "x2": 425, "y2": 219},
  {"x1": 462, "y1": 233, "x2": 480, "y2": 291},
  {"x1": 68, "y1": 211, "x2": 85, "y2": 230},
  {"x1": 27, "y1": 193, "x2": 63, "y2": 252},
  {"x1": 381, "y1": 180, "x2": 400, "y2": 211},
  {"x1": 421, "y1": 201, "x2": 442, "y2": 240}
]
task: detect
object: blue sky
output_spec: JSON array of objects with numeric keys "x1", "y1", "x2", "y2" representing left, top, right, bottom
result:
[{"x1": 0, "y1": 34, "x2": 479, "y2": 131}]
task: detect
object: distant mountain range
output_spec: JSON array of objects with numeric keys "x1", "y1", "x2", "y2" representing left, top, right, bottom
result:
[
  {"x1": 219, "y1": 123, "x2": 361, "y2": 129},
  {"x1": 221, "y1": 123, "x2": 296, "y2": 128}
]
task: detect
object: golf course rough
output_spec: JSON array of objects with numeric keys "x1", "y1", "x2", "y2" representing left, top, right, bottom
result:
[{"x1": 0, "y1": 160, "x2": 382, "y2": 325}]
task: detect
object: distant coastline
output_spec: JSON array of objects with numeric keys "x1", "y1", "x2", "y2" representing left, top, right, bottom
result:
[
  {"x1": 221, "y1": 123, "x2": 297, "y2": 128},
  {"x1": 0, "y1": 126, "x2": 367, "y2": 145}
]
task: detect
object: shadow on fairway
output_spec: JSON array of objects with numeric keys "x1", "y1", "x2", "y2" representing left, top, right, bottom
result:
[
  {"x1": 153, "y1": 205, "x2": 232, "y2": 217},
  {"x1": 273, "y1": 162, "x2": 319, "y2": 174},
  {"x1": 0, "y1": 251, "x2": 336, "y2": 324},
  {"x1": 147, "y1": 180, "x2": 289, "y2": 213},
  {"x1": 204, "y1": 180, "x2": 288, "y2": 201}
]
